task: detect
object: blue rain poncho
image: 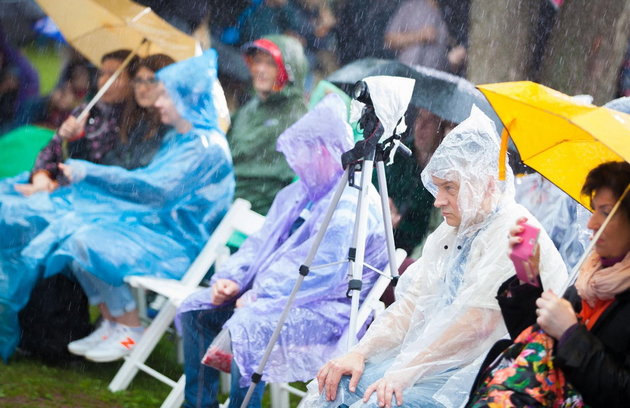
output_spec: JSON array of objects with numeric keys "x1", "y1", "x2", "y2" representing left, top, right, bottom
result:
[
  {"x1": 0, "y1": 50, "x2": 234, "y2": 360},
  {"x1": 302, "y1": 106, "x2": 568, "y2": 408},
  {"x1": 178, "y1": 94, "x2": 389, "y2": 387}
]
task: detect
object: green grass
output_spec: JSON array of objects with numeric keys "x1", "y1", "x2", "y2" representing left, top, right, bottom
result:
[
  {"x1": 21, "y1": 44, "x2": 63, "y2": 96},
  {"x1": 0, "y1": 306, "x2": 307, "y2": 408},
  {"x1": 0, "y1": 333, "x2": 180, "y2": 408}
]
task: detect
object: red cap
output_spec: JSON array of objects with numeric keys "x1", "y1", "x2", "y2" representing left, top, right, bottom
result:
[{"x1": 244, "y1": 38, "x2": 290, "y2": 91}]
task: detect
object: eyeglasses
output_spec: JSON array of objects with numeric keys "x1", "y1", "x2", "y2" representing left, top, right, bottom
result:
[{"x1": 132, "y1": 77, "x2": 159, "y2": 87}]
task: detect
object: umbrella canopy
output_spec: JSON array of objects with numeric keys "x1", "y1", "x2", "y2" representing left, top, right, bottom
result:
[
  {"x1": 327, "y1": 58, "x2": 501, "y2": 127},
  {"x1": 34, "y1": 0, "x2": 199, "y2": 64},
  {"x1": 478, "y1": 81, "x2": 630, "y2": 209}
]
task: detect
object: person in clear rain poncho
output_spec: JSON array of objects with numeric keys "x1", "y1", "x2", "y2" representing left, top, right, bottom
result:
[
  {"x1": 0, "y1": 50, "x2": 234, "y2": 361},
  {"x1": 306, "y1": 106, "x2": 568, "y2": 408},
  {"x1": 176, "y1": 93, "x2": 388, "y2": 408}
]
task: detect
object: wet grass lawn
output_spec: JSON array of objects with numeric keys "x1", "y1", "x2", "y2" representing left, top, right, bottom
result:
[
  {"x1": 0, "y1": 334, "x2": 179, "y2": 408},
  {"x1": 0, "y1": 333, "x2": 305, "y2": 407}
]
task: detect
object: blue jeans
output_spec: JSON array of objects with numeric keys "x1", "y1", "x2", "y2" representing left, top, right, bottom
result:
[
  {"x1": 72, "y1": 264, "x2": 136, "y2": 317},
  {"x1": 181, "y1": 308, "x2": 266, "y2": 408}
]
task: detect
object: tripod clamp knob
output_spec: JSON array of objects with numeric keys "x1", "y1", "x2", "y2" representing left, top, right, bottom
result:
[{"x1": 346, "y1": 279, "x2": 363, "y2": 298}]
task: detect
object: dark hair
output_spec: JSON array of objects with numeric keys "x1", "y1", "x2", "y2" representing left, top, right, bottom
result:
[
  {"x1": 581, "y1": 161, "x2": 630, "y2": 221},
  {"x1": 119, "y1": 54, "x2": 175, "y2": 143},
  {"x1": 138, "y1": 53, "x2": 175, "y2": 74},
  {"x1": 100, "y1": 49, "x2": 139, "y2": 78}
]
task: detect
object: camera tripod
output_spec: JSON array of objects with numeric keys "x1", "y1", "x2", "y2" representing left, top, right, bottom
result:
[{"x1": 240, "y1": 88, "x2": 411, "y2": 408}]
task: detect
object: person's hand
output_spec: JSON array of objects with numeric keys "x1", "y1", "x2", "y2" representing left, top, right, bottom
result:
[
  {"x1": 58, "y1": 115, "x2": 87, "y2": 141},
  {"x1": 536, "y1": 289, "x2": 578, "y2": 339},
  {"x1": 235, "y1": 290, "x2": 256, "y2": 308},
  {"x1": 447, "y1": 45, "x2": 467, "y2": 71},
  {"x1": 211, "y1": 279, "x2": 240, "y2": 305},
  {"x1": 58, "y1": 163, "x2": 74, "y2": 182},
  {"x1": 317, "y1": 351, "x2": 365, "y2": 401},
  {"x1": 388, "y1": 198, "x2": 402, "y2": 229},
  {"x1": 363, "y1": 375, "x2": 406, "y2": 408},
  {"x1": 14, "y1": 171, "x2": 57, "y2": 196},
  {"x1": 415, "y1": 26, "x2": 437, "y2": 44},
  {"x1": 509, "y1": 217, "x2": 541, "y2": 285}
]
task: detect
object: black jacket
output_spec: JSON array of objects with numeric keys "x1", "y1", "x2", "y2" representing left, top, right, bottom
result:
[
  {"x1": 555, "y1": 286, "x2": 630, "y2": 407},
  {"x1": 477, "y1": 276, "x2": 630, "y2": 408}
]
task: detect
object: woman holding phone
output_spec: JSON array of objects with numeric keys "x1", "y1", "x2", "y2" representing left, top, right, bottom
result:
[{"x1": 468, "y1": 161, "x2": 630, "y2": 407}]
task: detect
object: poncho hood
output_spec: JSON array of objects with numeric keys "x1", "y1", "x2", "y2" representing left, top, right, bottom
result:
[
  {"x1": 157, "y1": 49, "x2": 226, "y2": 131},
  {"x1": 276, "y1": 93, "x2": 353, "y2": 200}
]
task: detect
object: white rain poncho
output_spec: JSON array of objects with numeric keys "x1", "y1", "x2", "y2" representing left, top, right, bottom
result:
[{"x1": 302, "y1": 106, "x2": 568, "y2": 407}]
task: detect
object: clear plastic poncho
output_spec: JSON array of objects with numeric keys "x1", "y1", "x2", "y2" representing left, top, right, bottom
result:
[
  {"x1": 303, "y1": 106, "x2": 568, "y2": 408},
  {"x1": 0, "y1": 50, "x2": 234, "y2": 360},
  {"x1": 178, "y1": 94, "x2": 389, "y2": 387}
]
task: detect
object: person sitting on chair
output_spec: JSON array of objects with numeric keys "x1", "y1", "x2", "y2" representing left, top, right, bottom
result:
[
  {"x1": 305, "y1": 106, "x2": 568, "y2": 408},
  {"x1": 177, "y1": 93, "x2": 388, "y2": 408},
  {"x1": 13, "y1": 50, "x2": 234, "y2": 363}
]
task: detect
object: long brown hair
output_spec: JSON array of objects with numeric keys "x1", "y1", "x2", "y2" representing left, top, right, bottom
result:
[{"x1": 119, "y1": 53, "x2": 175, "y2": 143}]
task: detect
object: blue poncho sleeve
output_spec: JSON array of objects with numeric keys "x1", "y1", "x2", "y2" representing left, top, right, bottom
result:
[{"x1": 67, "y1": 130, "x2": 232, "y2": 209}]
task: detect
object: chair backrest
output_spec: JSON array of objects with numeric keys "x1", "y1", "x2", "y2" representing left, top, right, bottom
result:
[{"x1": 180, "y1": 198, "x2": 265, "y2": 287}]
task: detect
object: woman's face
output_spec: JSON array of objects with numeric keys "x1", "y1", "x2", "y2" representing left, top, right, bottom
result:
[
  {"x1": 133, "y1": 66, "x2": 159, "y2": 108},
  {"x1": 98, "y1": 58, "x2": 131, "y2": 104},
  {"x1": 153, "y1": 83, "x2": 181, "y2": 125},
  {"x1": 587, "y1": 187, "x2": 630, "y2": 259}
]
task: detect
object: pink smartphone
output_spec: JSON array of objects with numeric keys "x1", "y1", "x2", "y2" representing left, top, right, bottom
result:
[{"x1": 509, "y1": 223, "x2": 541, "y2": 287}]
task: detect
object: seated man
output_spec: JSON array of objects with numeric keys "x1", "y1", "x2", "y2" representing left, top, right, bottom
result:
[
  {"x1": 306, "y1": 107, "x2": 568, "y2": 408},
  {"x1": 177, "y1": 94, "x2": 388, "y2": 408}
]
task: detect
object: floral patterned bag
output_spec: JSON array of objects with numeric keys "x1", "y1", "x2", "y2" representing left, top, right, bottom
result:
[{"x1": 468, "y1": 325, "x2": 585, "y2": 408}]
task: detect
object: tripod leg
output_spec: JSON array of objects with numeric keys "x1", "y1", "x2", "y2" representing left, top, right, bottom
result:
[
  {"x1": 239, "y1": 169, "x2": 351, "y2": 408},
  {"x1": 375, "y1": 160, "x2": 401, "y2": 283},
  {"x1": 346, "y1": 159, "x2": 376, "y2": 350}
]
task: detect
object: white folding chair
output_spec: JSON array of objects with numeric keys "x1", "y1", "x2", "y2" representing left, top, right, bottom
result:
[
  {"x1": 268, "y1": 248, "x2": 408, "y2": 408},
  {"x1": 108, "y1": 198, "x2": 265, "y2": 395},
  {"x1": 160, "y1": 247, "x2": 407, "y2": 408}
]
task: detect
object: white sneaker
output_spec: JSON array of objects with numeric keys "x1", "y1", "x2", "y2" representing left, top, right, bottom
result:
[
  {"x1": 84, "y1": 324, "x2": 143, "y2": 363},
  {"x1": 68, "y1": 320, "x2": 116, "y2": 356}
]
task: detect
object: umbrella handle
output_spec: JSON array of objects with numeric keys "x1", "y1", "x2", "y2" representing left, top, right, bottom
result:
[
  {"x1": 76, "y1": 39, "x2": 147, "y2": 123},
  {"x1": 562, "y1": 183, "x2": 630, "y2": 293},
  {"x1": 62, "y1": 39, "x2": 148, "y2": 160}
]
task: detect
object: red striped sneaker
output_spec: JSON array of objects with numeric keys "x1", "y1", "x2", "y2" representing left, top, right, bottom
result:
[
  {"x1": 67, "y1": 320, "x2": 115, "y2": 356},
  {"x1": 84, "y1": 324, "x2": 144, "y2": 362}
]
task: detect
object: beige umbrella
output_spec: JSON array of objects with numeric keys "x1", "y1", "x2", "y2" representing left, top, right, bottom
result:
[{"x1": 35, "y1": 0, "x2": 201, "y2": 157}]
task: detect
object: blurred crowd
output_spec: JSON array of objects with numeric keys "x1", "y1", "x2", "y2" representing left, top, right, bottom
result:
[{"x1": 0, "y1": 1, "x2": 629, "y2": 408}]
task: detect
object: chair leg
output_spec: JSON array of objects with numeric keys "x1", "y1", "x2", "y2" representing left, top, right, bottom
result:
[
  {"x1": 136, "y1": 287, "x2": 148, "y2": 322},
  {"x1": 220, "y1": 371, "x2": 231, "y2": 394},
  {"x1": 161, "y1": 374, "x2": 186, "y2": 408},
  {"x1": 108, "y1": 301, "x2": 178, "y2": 392},
  {"x1": 270, "y1": 383, "x2": 290, "y2": 408}
]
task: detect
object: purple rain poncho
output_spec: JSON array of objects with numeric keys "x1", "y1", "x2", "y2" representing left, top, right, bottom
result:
[{"x1": 178, "y1": 94, "x2": 389, "y2": 387}]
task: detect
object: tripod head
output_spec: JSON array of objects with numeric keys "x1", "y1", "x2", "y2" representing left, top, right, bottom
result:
[{"x1": 341, "y1": 80, "x2": 412, "y2": 172}]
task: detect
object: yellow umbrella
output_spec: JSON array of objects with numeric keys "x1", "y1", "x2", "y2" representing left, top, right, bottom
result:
[
  {"x1": 35, "y1": 0, "x2": 199, "y2": 65},
  {"x1": 477, "y1": 81, "x2": 630, "y2": 209}
]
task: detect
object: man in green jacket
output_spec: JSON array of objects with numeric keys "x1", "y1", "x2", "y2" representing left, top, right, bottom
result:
[{"x1": 228, "y1": 34, "x2": 308, "y2": 214}]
